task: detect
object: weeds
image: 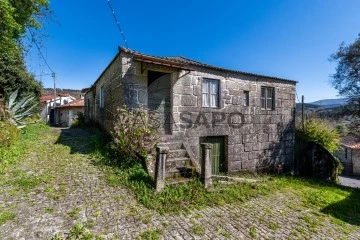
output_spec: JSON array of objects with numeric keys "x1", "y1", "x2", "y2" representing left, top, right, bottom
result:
[
  {"x1": 0, "y1": 211, "x2": 15, "y2": 225},
  {"x1": 137, "y1": 229, "x2": 163, "y2": 240}
]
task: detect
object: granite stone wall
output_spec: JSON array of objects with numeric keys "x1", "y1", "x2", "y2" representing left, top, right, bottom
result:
[
  {"x1": 171, "y1": 68, "x2": 296, "y2": 172},
  {"x1": 86, "y1": 51, "x2": 296, "y2": 172},
  {"x1": 353, "y1": 149, "x2": 360, "y2": 176}
]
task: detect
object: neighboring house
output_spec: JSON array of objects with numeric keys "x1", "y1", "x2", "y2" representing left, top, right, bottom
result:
[
  {"x1": 336, "y1": 135, "x2": 360, "y2": 176},
  {"x1": 84, "y1": 47, "x2": 296, "y2": 174},
  {"x1": 56, "y1": 99, "x2": 84, "y2": 127},
  {"x1": 40, "y1": 93, "x2": 76, "y2": 122}
]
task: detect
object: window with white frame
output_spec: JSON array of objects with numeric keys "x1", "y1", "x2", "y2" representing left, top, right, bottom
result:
[
  {"x1": 99, "y1": 86, "x2": 105, "y2": 108},
  {"x1": 243, "y1": 91, "x2": 249, "y2": 107},
  {"x1": 202, "y1": 79, "x2": 220, "y2": 108},
  {"x1": 261, "y1": 87, "x2": 275, "y2": 110}
]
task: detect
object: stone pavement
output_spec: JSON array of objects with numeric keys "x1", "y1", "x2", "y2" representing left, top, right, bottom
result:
[
  {"x1": 339, "y1": 175, "x2": 360, "y2": 189},
  {"x1": 0, "y1": 128, "x2": 359, "y2": 239}
]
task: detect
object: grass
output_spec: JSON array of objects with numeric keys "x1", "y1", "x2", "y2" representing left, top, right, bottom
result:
[
  {"x1": 0, "y1": 211, "x2": 16, "y2": 225},
  {"x1": 0, "y1": 122, "x2": 50, "y2": 173},
  {"x1": 137, "y1": 229, "x2": 163, "y2": 240},
  {"x1": 67, "y1": 207, "x2": 81, "y2": 219},
  {"x1": 191, "y1": 224, "x2": 205, "y2": 235},
  {"x1": 249, "y1": 226, "x2": 256, "y2": 238},
  {"x1": 88, "y1": 132, "x2": 360, "y2": 224}
]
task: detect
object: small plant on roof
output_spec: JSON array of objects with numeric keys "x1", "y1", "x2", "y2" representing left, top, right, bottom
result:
[{"x1": 3, "y1": 89, "x2": 38, "y2": 128}]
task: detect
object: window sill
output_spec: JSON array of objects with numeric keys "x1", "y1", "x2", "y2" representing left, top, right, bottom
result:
[{"x1": 202, "y1": 106, "x2": 221, "y2": 109}]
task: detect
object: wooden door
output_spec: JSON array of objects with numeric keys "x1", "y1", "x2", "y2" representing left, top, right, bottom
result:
[{"x1": 201, "y1": 136, "x2": 225, "y2": 174}]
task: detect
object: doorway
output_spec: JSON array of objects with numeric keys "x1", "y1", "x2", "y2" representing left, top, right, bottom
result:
[
  {"x1": 147, "y1": 70, "x2": 171, "y2": 134},
  {"x1": 200, "y1": 136, "x2": 226, "y2": 174}
]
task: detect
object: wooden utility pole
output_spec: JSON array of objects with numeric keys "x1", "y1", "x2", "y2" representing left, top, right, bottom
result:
[
  {"x1": 301, "y1": 95, "x2": 305, "y2": 131},
  {"x1": 52, "y1": 72, "x2": 56, "y2": 125}
]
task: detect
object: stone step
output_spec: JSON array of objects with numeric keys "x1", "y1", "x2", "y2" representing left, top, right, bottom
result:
[
  {"x1": 157, "y1": 141, "x2": 183, "y2": 150},
  {"x1": 166, "y1": 157, "x2": 191, "y2": 169},
  {"x1": 166, "y1": 177, "x2": 193, "y2": 186},
  {"x1": 165, "y1": 167, "x2": 196, "y2": 179},
  {"x1": 168, "y1": 149, "x2": 188, "y2": 158}
]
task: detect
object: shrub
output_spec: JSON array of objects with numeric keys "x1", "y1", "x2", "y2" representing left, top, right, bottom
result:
[
  {"x1": 71, "y1": 112, "x2": 86, "y2": 128},
  {"x1": 0, "y1": 121, "x2": 18, "y2": 148},
  {"x1": 297, "y1": 119, "x2": 340, "y2": 154},
  {"x1": 3, "y1": 89, "x2": 38, "y2": 128},
  {"x1": 111, "y1": 106, "x2": 159, "y2": 159}
]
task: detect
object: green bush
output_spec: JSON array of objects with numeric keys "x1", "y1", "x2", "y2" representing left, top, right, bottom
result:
[
  {"x1": 298, "y1": 119, "x2": 340, "y2": 154},
  {"x1": 71, "y1": 112, "x2": 85, "y2": 128},
  {"x1": 0, "y1": 121, "x2": 18, "y2": 148},
  {"x1": 111, "y1": 106, "x2": 159, "y2": 159}
]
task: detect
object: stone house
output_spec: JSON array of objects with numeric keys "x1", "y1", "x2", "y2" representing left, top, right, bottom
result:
[
  {"x1": 40, "y1": 93, "x2": 76, "y2": 124},
  {"x1": 84, "y1": 47, "x2": 296, "y2": 176},
  {"x1": 56, "y1": 99, "x2": 84, "y2": 127},
  {"x1": 336, "y1": 135, "x2": 360, "y2": 176}
]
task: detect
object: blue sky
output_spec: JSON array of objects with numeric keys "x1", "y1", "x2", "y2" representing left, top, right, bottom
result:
[{"x1": 27, "y1": 0, "x2": 360, "y2": 103}]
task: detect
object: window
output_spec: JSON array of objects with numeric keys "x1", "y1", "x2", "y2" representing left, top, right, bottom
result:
[
  {"x1": 202, "y1": 79, "x2": 220, "y2": 108},
  {"x1": 99, "y1": 86, "x2": 105, "y2": 108},
  {"x1": 243, "y1": 91, "x2": 249, "y2": 107},
  {"x1": 261, "y1": 87, "x2": 275, "y2": 110}
]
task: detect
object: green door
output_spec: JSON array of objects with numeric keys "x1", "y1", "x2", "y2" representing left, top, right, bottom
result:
[{"x1": 200, "y1": 136, "x2": 225, "y2": 175}]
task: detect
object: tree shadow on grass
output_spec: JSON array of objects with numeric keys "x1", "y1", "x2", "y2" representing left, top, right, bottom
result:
[
  {"x1": 321, "y1": 189, "x2": 360, "y2": 226},
  {"x1": 55, "y1": 128, "x2": 93, "y2": 155}
]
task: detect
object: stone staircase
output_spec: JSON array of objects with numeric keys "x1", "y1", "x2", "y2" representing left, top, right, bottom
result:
[{"x1": 157, "y1": 141, "x2": 198, "y2": 186}]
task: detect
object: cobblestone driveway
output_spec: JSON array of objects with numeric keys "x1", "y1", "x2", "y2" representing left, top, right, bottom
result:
[{"x1": 0, "y1": 128, "x2": 359, "y2": 239}]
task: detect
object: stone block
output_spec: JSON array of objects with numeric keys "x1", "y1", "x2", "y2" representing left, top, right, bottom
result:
[
  {"x1": 173, "y1": 94, "x2": 181, "y2": 107},
  {"x1": 243, "y1": 134, "x2": 257, "y2": 143},
  {"x1": 242, "y1": 160, "x2": 256, "y2": 170},
  {"x1": 248, "y1": 151, "x2": 261, "y2": 160},
  {"x1": 193, "y1": 85, "x2": 201, "y2": 96},
  {"x1": 229, "y1": 144, "x2": 244, "y2": 155},
  {"x1": 228, "y1": 134, "x2": 242, "y2": 144},
  {"x1": 181, "y1": 95, "x2": 197, "y2": 106},
  {"x1": 229, "y1": 161, "x2": 242, "y2": 171},
  {"x1": 258, "y1": 133, "x2": 269, "y2": 143},
  {"x1": 173, "y1": 86, "x2": 193, "y2": 95},
  {"x1": 233, "y1": 152, "x2": 248, "y2": 161},
  {"x1": 244, "y1": 143, "x2": 252, "y2": 152}
]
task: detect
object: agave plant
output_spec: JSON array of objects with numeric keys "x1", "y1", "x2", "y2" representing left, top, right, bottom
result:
[{"x1": 4, "y1": 89, "x2": 38, "y2": 128}]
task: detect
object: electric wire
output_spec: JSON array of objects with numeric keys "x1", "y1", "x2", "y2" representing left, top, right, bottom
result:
[{"x1": 107, "y1": 0, "x2": 129, "y2": 49}]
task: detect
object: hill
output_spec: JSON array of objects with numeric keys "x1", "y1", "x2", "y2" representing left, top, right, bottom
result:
[
  {"x1": 42, "y1": 88, "x2": 82, "y2": 99},
  {"x1": 308, "y1": 98, "x2": 349, "y2": 108}
]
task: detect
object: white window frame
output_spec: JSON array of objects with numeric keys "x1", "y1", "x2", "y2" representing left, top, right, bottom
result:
[
  {"x1": 261, "y1": 87, "x2": 275, "y2": 110},
  {"x1": 202, "y1": 79, "x2": 220, "y2": 108}
]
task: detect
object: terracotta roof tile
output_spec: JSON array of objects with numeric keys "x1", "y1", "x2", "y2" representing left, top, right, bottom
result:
[
  {"x1": 57, "y1": 99, "x2": 84, "y2": 108},
  {"x1": 40, "y1": 93, "x2": 71, "y2": 102}
]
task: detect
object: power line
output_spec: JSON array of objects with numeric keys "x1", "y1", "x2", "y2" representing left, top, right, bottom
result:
[
  {"x1": 28, "y1": 28, "x2": 54, "y2": 74},
  {"x1": 107, "y1": 0, "x2": 129, "y2": 49}
]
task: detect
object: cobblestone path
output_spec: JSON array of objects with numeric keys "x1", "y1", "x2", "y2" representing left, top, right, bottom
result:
[{"x1": 0, "y1": 128, "x2": 359, "y2": 239}]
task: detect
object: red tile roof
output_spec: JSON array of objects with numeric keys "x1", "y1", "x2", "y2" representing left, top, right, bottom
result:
[
  {"x1": 341, "y1": 135, "x2": 360, "y2": 149},
  {"x1": 57, "y1": 99, "x2": 84, "y2": 108},
  {"x1": 40, "y1": 93, "x2": 71, "y2": 102}
]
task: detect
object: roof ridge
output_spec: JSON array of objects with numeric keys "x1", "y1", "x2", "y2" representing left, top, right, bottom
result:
[{"x1": 119, "y1": 47, "x2": 297, "y2": 83}]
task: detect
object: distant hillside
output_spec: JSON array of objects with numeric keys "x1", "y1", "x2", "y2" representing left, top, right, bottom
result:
[
  {"x1": 295, "y1": 103, "x2": 321, "y2": 110},
  {"x1": 308, "y1": 98, "x2": 349, "y2": 108},
  {"x1": 42, "y1": 88, "x2": 82, "y2": 99}
]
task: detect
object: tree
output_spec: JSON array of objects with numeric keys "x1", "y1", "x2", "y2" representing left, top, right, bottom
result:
[
  {"x1": 0, "y1": 0, "x2": 50, "y2": 99},
  {"x1": 330, "y1": 34, "x2": 360, "y2": 115}
]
